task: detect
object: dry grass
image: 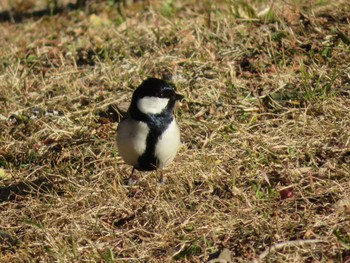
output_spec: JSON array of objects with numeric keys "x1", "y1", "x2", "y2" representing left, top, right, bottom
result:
[{"x1": 0, "y1": 0, "x2": 350, "y2": 262}]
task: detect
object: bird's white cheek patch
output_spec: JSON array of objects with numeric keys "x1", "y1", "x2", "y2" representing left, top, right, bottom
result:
[{"x1": 137, "y1": 96, "x2": 169, "y2": 114}]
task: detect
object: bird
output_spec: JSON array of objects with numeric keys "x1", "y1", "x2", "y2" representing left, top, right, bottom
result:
[{"x1": 116, "y1": 77, "x2": 183, "y2": 183}]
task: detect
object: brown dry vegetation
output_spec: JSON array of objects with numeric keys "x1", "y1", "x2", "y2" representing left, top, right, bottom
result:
[{"x1": 0, "y1": 0, "x2": 350, "y2": 262}]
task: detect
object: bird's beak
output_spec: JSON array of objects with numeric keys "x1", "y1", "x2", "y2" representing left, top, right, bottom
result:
[{"x1": 174, "y1": 93, "x2": 184, "y2": 101}]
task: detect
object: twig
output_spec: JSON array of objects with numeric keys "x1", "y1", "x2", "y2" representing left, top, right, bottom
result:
[{"x1": 257, "y1": 239, "x2": 326, "y2": 261}]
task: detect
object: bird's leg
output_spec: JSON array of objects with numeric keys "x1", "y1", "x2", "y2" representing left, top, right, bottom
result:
[
  {"x1": 127, "y1": 167, "x2": 139, "y2": 186},
  {"x1": 159, "y1": 169, "x2": 167, "y2": 185}
]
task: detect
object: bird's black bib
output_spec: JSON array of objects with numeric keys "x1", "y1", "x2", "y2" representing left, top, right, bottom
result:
[{"x1": 130, "y1": 105, "x2": 173, "y2": 171}]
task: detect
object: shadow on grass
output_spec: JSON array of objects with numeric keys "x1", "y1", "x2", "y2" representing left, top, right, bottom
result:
[
  {"x1": 0, "y1": 4, "x2": 74, "y2": 23},
  {"x1": 0, "y1": 0, "x2": 87, "y2": 23},
  {"x1": 0, "y1": 176, "x2": 63, "y2": 202},
  {"x1": 0, "y1": 0, "x2": 127, "y2": 23},
  {"x1": 98, "y1": 103, "x2": 126, "y2": 123}
]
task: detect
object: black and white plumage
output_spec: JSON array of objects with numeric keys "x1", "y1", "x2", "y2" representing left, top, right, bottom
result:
[{"x1": 116, "y1": 78, "x2": 183, "y2": 173}]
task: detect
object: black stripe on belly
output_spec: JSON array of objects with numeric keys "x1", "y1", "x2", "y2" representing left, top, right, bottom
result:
[
  {"x1": 129, "y1": 98, "x2": 175, "y2": 171},
  {"x1": 136, "y1": 114, "x2": 173, "y2": 171}
]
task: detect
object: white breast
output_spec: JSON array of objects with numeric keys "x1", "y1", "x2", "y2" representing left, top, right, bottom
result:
[
  {"x1": 116, "y1": 119, "x2": 149, "y2": 167},
  {"x1": 155, "y1": 119, "x2": 181, "y2": 168},
  {"x1": 137, "y1": 96, "x2": 169, "y2": 114}
]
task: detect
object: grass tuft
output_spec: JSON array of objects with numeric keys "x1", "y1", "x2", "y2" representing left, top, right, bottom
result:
[{"x1": 0, "y1": 0, "x2": 349, "y2": 261}]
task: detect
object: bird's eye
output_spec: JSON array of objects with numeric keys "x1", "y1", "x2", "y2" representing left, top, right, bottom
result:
[{"x1": 159, "y1": 89, "x2": 173, "y2": 98}]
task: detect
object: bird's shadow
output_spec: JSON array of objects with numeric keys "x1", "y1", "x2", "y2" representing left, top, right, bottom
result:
[
  {"x1": 98, "y1": 103, "x2": 127, "y2": 123},
  {"x1": 0, "y1": 176, "x2": 63, "y2": 203}
]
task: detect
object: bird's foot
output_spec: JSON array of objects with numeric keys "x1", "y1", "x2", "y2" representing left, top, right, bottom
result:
[
  {"x1": 126, "y1": 176, "x2": 139, "y2": 186},
  {"x1": 158, "y1": 176, "x2": 168, "y2": 185}
]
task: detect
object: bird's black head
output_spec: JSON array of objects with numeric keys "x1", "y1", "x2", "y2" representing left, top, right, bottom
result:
[
  {"x1": 130, "y1": 78, "x2": 183, "y2": 118},
  {"x1": 133, "y1": 78, "x2": 183, "y2": 101}
]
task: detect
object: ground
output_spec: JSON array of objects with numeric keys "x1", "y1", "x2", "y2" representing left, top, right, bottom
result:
[{"x1": 0, "y1": 0, "x2": 350, "y2": 262}]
